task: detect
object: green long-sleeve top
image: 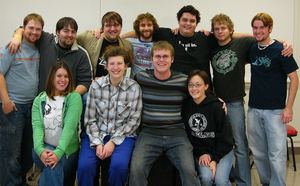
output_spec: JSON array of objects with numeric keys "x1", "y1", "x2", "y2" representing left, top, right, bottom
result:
[{"x1": 32, "y1": 91, "x2": 82, "y2": 160}]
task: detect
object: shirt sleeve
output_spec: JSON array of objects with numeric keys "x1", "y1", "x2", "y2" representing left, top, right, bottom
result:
[
  {"x1": 0, "y1": 44, "x2": 15, "y2": 75},
  {"x1": 32, "y1": 96, "x2": 47, "y2": 157},
  {"x1": 86, "y1": 83, "x2": 104, "y2": 146},
  {"x1": 53, "y1": 92, "x2": 82, "y2": 159}
]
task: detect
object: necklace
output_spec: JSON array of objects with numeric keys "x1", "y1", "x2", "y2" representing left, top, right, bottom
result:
[{"x1": 258, "y1": 39, "x2": 274, "y2": 50}]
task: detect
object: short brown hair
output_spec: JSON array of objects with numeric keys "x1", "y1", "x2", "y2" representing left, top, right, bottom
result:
[
  {"x1": 23, "y1": 13, "x2": 44, "y2": 28},
  {"x1": 103, "y1": 46, "x2": 133, "y2": 66},
  {"x1": 151, "y1": 41, "x2": 174, "y2": 58},
  {"x1": 56, "y1": 17, "x2": 78, "y2": 32},
  {"x1": 251, "y1": 13, "x2": 273, "y2": 28},
  {"x1": 133, "y1": 12, "x2": 159, "y2": 37},
  {"x1": 211, "y1": 13, "x2": 234, "y2": 37},
  {"x1": 101, "y1": 11, "x2": 122, "y2": 29},
  {"x1": 45, "y1": 61, "x2": 75, "y2": 100}
]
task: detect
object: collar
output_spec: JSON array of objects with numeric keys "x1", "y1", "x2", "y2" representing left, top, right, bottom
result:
[
  {"x1": 55, "y1": 35, "x2": 79, "y2": 51},
  {"x1": 100, "y1": 75, "x2": 128, "y2": 91}
]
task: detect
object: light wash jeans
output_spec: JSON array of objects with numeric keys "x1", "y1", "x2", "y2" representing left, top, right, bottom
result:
[
  {"x1": 0, "y1": 103, "x2": 33, "y2": 186},
  {"x1": 247, "y1": 107, "x2": 287, "y2": 186},
  {"x1": 129, "y1": 131, "x2": 200, "y2": 186},
  {"x1": 32, "y1": 143, "x2": 79, "y2": 186},
  {"x1": 195, "y1": 150, "x2": 234, "y2": 186},
  {"x1": 226, "y1": 99, "x2": 251, "y2": 186}
]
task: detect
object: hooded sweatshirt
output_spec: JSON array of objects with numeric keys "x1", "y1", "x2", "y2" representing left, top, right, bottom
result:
[{"x1": 182, "y1": 94, "x2": 233, "y2": 163}]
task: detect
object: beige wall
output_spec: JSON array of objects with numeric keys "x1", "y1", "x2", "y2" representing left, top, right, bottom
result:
[{"x1": 291, "y1": 0, "x2": 300, "y2": 147}]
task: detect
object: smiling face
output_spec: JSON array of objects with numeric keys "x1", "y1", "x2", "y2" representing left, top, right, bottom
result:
[
  {"x1": 252, "y1": 20, "x2": 273, "y2": 45},
  {"x1": 178, "y1": 13, "x2": 197, "y2": 37},
  {"x1": 188, "y1": 75, "x2": 209, "y2": 104},
  {"x1": 152, "y1": 49, "x2": 173, "y2": 79},
  {"x1": 213, "y1": 22, "x2": 233, "y2": 46},
  {"x1": 103, "y1": 21, "x2": 122, "y2": 42},
  {"x1": 139, "y1": 18, "x2": 154, "y2": 41},
  {"x1": 23, "y1": 19, "x2": 43, "y2": 46},
  {"x1": 106, "y1": 56, "x2": 127, "y2": 86},
  {"x1": 53, "y1": 68, "x2": 69, "y2": 96},
  {"x1": 56, "y1": 25, "x2": 77, "y2": 48}
]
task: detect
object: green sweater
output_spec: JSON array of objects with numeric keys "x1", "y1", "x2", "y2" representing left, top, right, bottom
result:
[{"x1": 32, "y1": 91, "x2": 82, "y2": 160}]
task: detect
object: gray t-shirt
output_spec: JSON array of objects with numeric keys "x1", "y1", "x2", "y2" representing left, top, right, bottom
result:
[
  {"x1": 0, "y1": 39, "x2": 39, "y2": 104},
  {"x1": 126, "y1": 38, "x2": 154, "y2": 78}
]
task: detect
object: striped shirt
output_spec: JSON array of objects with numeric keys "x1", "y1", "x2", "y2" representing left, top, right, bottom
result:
[
  {"x1": 86, "y1": 75, "x2": 142, "y2": 146},
  {"x1": 0, "y1": 39, "x2": 39, "y2": 104},
  {"x1": 135, "y1": 69, "x2": 188, "y2": 135}
]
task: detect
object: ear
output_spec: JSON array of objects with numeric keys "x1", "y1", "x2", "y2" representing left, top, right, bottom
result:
[
  {"x1": 56, "y1": 30, "x2": 60, "y2": 35},
  {"x1": 204, "y1": 84, "x2": 209, "y2": 90},
  {"x1": 171, "y1": 57, "x2": 174, "y2": 63},
  {"x1": 269, "y1": 26, "x2": 273, "y2": 33}
]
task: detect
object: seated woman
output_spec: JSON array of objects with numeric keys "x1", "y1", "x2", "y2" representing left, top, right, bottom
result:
[
  {"x1": 182, "y1": 70, "x2": 234, "y2": 186},
  {"x1": 76, "y1": 46, "x2": 142, "y2": 186},
  {"x1": 32, "y1": 61, "x2": 82, "y2": 186}
]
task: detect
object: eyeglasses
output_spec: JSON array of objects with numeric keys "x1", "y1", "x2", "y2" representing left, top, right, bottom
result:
[
  {"x1": 188, "y1": 83, "x2": 203, "y2": 88},
  {"x1": 104, "y1": 23, "x2": 120, "y2": 28},
  {"x1": 154, "y1": 55, "x2": 171, "y2": 60}
]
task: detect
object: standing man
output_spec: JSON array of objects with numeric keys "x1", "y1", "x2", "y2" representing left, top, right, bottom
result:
[
  {"x1": 0, "y1": 13, "x2": 43, "y2": 186},
  {"x1": 77, "y1": 11, "x2": 132, "y2": 78},
  {"x1": 152, "y1": 5, "x2": 217, "y2": 78},
  {"x1": 210, "y1": 13, "x2": 294, "y2": 186},
  {"x1": 127, "y1": 12, "x2": 159, "y2": 78},
  {"x1": 129, "y1": 41, "x2": 200, "y2": 186},
  {"x1": 121, "y1": 5, "x2": 217, "y2": 85},
  {"x1": 248, "y1": 13, "x2": 299, "y2": 186},
  {"x1": 10, "y1": 17, "x2": 92, "y2": 96},
  {"x1": 210, "y1": 14, "x2": 256, "y2": 186}
]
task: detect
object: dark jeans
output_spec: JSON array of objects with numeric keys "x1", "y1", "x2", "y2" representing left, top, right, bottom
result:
[{"x1": 0, "y1": 103, "x2": 33, "y2": 186}]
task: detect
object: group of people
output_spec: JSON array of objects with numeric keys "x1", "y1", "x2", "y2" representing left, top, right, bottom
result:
[{"x1": 0, "y1": 4, "x2": 298, "y2": 186}]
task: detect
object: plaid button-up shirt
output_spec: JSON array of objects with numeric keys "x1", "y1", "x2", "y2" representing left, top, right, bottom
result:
[{"x1": 86, "y1": 75, "x2": 142, "y2": 146}]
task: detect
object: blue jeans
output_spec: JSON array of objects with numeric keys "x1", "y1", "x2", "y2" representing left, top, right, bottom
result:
[
  {"x1": 32, "y1": 143, "x2": 79, "y2": 186},
  {"x1": 226, "y1": 99, "x2": 251, "y2": 186},
  {"x1": 195, "y1": 150, "x2": 233, "y2": 186},
  {"x1": 129, "y1": 131, "x2": 200, "y2": 186},
  {"x1": 77, "y1": 133, "x2": 136, "y2": 186},
  {"x1": 0, "y1": 103, "x2": 33, "y2": 186},
  {"x1": 247, "y1": 107, "x2": 287, "y2": 186}
]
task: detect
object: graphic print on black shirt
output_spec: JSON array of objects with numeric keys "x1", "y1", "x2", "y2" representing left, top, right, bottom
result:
[
  {"x1": 189, "y1": 113, "x2": 215, "y2": 138},
  {"x1": 96, "y1": 39, "x2": 119, "y2": 77},
  {"x1": 212, "y1": 49, "x2": 238, "y2": 75}
]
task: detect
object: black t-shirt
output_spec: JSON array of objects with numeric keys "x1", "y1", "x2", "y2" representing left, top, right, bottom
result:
[
  {"x1": 153, "y1": 28, "x2": 217, "y2": 76},
  {"x1": 95, "y1": 38, "x2": 119, "y2": 77},
  {"x1": 56, "y1": 43, "x2": 71, "y2": 60},
  {"x1": 211, "y1": 37, "x2": 256, "y2": 102}
]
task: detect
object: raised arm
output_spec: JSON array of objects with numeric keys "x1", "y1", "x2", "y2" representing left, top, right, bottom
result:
[
  {"x1": 6, "y1": 28, "x2": 23, "y2": 54},
  {"x1": 120, "y1": 30, "x2": 137, "y2": 39}
]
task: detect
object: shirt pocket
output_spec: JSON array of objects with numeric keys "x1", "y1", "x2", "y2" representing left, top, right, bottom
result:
[
  {"x1": 117, "y1": 101, "x2": 132, "y2": 119},
  {"x1": 95, "y1": 99, "x2": 107, "y2": 115}
]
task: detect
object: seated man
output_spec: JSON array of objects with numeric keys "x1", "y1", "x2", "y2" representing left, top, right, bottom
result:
[
  {"x1": 129, "y1": 41, "x2": 200, "y2": 186},
  {"x1": 76, "y1": 46, "x2": 142, "y2": 186}
]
